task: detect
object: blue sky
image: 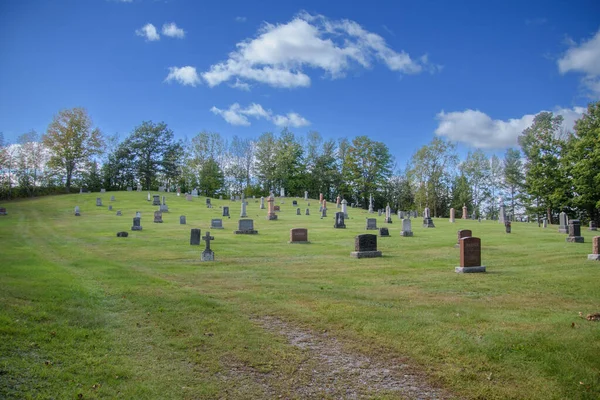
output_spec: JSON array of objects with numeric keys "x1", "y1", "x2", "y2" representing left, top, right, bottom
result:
[{"x1": 1, "y1": 0, "x2": 599, "y2": 167}]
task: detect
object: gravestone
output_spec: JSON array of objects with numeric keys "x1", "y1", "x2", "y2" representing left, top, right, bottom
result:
[
  {"x1": 108, "y1": 205, "x2": 113, "y2": 211},
  {"x1": 234, "y1": 219, "x2": 258, "y2": 234},
  {"x1": 378, "y1": 210, "x2": 382, "y2": 217},
  {"x1": 240, "y1": 201, "x2": 247, "y2": 218},
  {"x1": 219, "y1": 195, "x2": 223, "y2": 200},
  {"x1": 153, "y1": 211, "x2": 163, "y2": 223},
  {"x1": 96, "y1": 198, "x2": 102, "y2": 207},
  {"x1": 206, "y1": 198, "x2": 211, "y2": 206},
  {"x1": 341, "y1": 199, "x2": 348, "y2": 219},
  {"x1": 135, "y1": 211, "x2": 141, "y2": 218},
  {"x1": 385, "y1": 204, "x2": 392, "y2": 224},
  {"x1": 471, "y1": 211, "x2": 476, "y2": 220},
  {"x1": 296, "y1": 208, "x2": 301, "y2": 215},
  {"x1": 350, "y1": 234, "x2": 382, "y2": 258},
  {"x1": 304, "y1": 191, "x2": 308, "y2": 201},
  {"x1": 152, "y1": 195, "x2": 160, "y2": 206},
  {"x1": 321, "y1": 208, "x2": 327, "y2": 218},
  {"x1": 589, "y1": 221, "x2": 597, "y2": 231},
  {"x1": 186, "y1": 194, "x2": 193, "y2": 201},
  {"x1": 110, "y1": 195, "x2": 115, "y2": 202},
  {"x1": 116, "y1": 210, "x2": 122, "y2": 216},
  {"x1": 336, "y1": 195, "x2": 341, "y2": 209},
  {"x1": 334, "y1": 212, "x2": 346, "y2": 228},
  {"x1": 100, "y1": 188, "x2": 106, "y2": 193},
  {"x1": 368, "y1": 194, "x2": 374, "y2": 213},
  {"x1": 455, "y1": 229, "x2": 472, "y2": 248},
  {"x1": 180, "y1": 215, "x2": 186, "y2": 225},
  {"x1": 401, "y1": 218, "x2": 413, "y2": 237},
  {"x1": 274, "y1": 205, "x2": 281, "y2": 212},
  {"x1": 280, "y1": 188, "x2": 285, "y2": 197},
  {"x1": 116, "y1": 231, "x2": 128, "y2": 237},
  {"x1": 379, "y1": 227, "x2": 390, "y2": 237},
  {"x1": 211, "y1": 219, "x2": 224, "y2": 229},
  {"x1": 455, "y1": 237, "x2": 486, "y2": 273},
  {"x1": 267, "y1": 195, "x2": 277, "y2": 220},
  {"x1": 79, "y1": 188, "x2": 83, "y2": 194},
  {"x1": 160, "y1": 203, "x2": 169, "y2": 212},
  {"x1": 147, "y1": 192, "x2": 151, "y2": 202},
  {"x1": 131, "y1": 217, "x2": 142, "y2": 231},
  {"x1": 449, "y1": 208, "x2": 455, "y2": 223},
  {"x1": 190, "y1": 228, "x2": 201, "y2": 245},
  {"x1": 423, "y1": 214, "x2": 435, "y2": 228},
  {"x1": 292, "y1": 200, "x2": 298, "y2": 206},
  {"x1": 588, "y1": 236, "x2": 600, "y2": 261},
  {"x1": 127, "y1": 187, "x2": 132, "y2": 192},
  {"x1": 260, "y1": 197, "x2": 265, "y2": 209},
  {"x1": 223, "y1": 206, "x2": 230, "y2": 217},
  {"x1": 192, "y1": 189, "x2": 198, "y2": 197},
  {"x1": 462, "y1": 205, "x2": 468, "y2": 219},
  {"x1": 543, "y1": 219, "x2": 548, "y2": 228},
  {"x1": 305, "y1": 208, "x2": 310, "y2": 215},
  {"x1": 74, "y1": 206, "x2": 80, "y2": 216},
  {"x1": 201, "y1": 231, "x2": 215, "y2": 261},
  {"x1": 158, "y1": 186, "x2": 165, "y2": 192},
  {"x1": 558, "y1": 212, "x2": 568, "y2": 233},
  {"x1": 566, "y1": 220, "x2": 584, "y2": 243},
  {"x1": 289, "y1": 228, "x2": 309, "y2": 244},
  {"x1": 505, "y1": 221, "x2": 511, "y2": 234},
  {"x1": 319, "y1": 193, "x2": 324, "y2": 203},
  {"x1": 366, "y1": 218, "x2": 377, "y2": 230},
  {"x1": 137, "y1": 185, "x2": 142, "y2": 192}
]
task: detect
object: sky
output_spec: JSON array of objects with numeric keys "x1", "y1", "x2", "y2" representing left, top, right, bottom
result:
[{"x1": 1, "y1": 0, "x2": 599, "y2": 167}]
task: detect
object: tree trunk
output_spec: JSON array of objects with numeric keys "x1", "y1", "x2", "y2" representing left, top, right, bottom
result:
[{"x1": 546, "y1": 207, "x2": 552, "y2": 225}]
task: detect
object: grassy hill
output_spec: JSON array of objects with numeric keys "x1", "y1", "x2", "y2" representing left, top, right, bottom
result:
[{"x1": 1, "y1": 191, "x2": 599, "y2": 399}]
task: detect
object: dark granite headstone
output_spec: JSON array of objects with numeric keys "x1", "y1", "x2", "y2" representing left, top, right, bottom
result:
[
  {"x1": 234, "y1": 219, "x2": 258, "y2": 234},
  {"x1": 566, "y1": 220, "x2": 584, "y2": 243},
  {"x1": 116, "y1": 231, "x2": 128, "y2": 237},
  {"x1": 350, "y1": 234, "x2": 382, "y2": 258},
  {"x1": 305, "y1": 208, "x2": 310, "y2": 215},
  {"x1": 334, "y1": 212, "x2": 346, "y2": 228},
  {"x1": 131, "y1": 217, "x2": 142, "y2": 231},
  {"x1": 96, "y1": 198, "x2": 102, "y2": 207},
  {"x1": 152, "y1": 195, "x2": 160, "y2": 206},
  {"x1": 289, "y1": 228, "x2": 309, "y2": 243},
  {"x1": 589, "y1": 221, "x2": 597, "y2": 231},
  {"x1": 505, "y1": 221, "x2": 511, "y2": 233},
  {"x1": 366, "y1": 218, "x2": 377, "y2": 230},
  {"x1": 274, "y1": 205, "x2": 281, "y2": 212},
  {"x1": 154, "y1": 211, "x2": 163, "y2": 223},
  {"x1": 211, "y1": 219, "x2": 224, "y2": 229},
  {"x1": 222, "y1": 206, "x2": 230, "y2": 217},
  {"x1": 190, "y1": 228, "x2": 201, "y2": 245},
  {"x1": 379, "y1": 227, "x2": 390, "y2": 237},
  {"x1": 180, "y1": 215, "x2": 186, "y2": 224}
]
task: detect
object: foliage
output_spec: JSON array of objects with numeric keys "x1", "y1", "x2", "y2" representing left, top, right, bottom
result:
[{"x1": 502, "y1": 148, "x2": 524, "y2": 221}]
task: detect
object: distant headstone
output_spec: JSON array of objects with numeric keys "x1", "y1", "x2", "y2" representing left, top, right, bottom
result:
[
  {"x1": 379, "y1": 227, "x2": 390, "y2": 237},
  {"x1": 455, "y1": 229, "x2": 472, "y2": 247},
  {"x1": 211, "y1": 219, "x2": 224, "y2": 229},
  {"x1": 292, "y1": 200, "x2": 298, "y2": 206},
  {"x1": 589, "y1": 221, "x2": 597, "y2": 231},
  {"x1": 341, "y1": 199, "x2": 348, "y2": 219},
  {"x1": 234, "y1": 219, "x2": 258, "y2": 234},
  {"x1": 108, "y1": 205, "x2": 113, "y2": 211},
  {"x1": 378, "y1": 210, "x2": 382, "y2": 217},
  {"x1": 152, "y1": 195, "x2": 160, "y2": 206},
  {"x1": 147, "y1": 192, "x2": 151, "y2": 201},
  {"x1": 219, "y1": 195, "x2": 223, "y2": 200},
  {"x1": 201, "y1": 231, "x2": 215, "y2": 261},
  {"x1": 96, "y1": 198, "x2": 102, "y2": 206},
  {"x1": 206, "y1": 198, "x2": 211, "y2": 206},
  {"x1": 192, "y1": 189, "x2": 198, "y2": 197},
  {"x1": 222, "y1": 206, "x2": 230, "y2": 217},
  {"x1": 336, "y1": 195, "x2": 341, "y2": 209},
  {"x1": 100, "y1": 188, "x2": 106, "y2": 193},
  {"x1": 190, "y1": 228, "x2": 201, "y2": 245},
  {"x1": 334, "y1": 212, "x2": 346, "y2": 228},
  {"x1": 160, "y1": 204, "x2": 169, "y2": 212},
  {"x1": 366, "y1": 218, "x2": 377, "y2": 230},
  {"x1": 289, "y1": 228, "x2": 309, "y2": 244},
  {"x1": 422, "y1": 213, "x2": 435, "y2": 228},
  {"x1": 135, "y1": 211, "x2": 141, "y2": 218},
  {"x1": 267, "y1": 195, "x2": 277, "y2": 220},
  {"x1": 180, "y1": 215, "x2": 186, "y2": 224},
  {"x1": 153, "y1": 211, "x2": 163, "y2": 223},
  {"x1": 240, "y1": 201, "x2": 247, "y2": 218},
  {"x1": 368, "y1": 194, "x2": 374, "y2": 213},
  {"x1": 274, "y1": 205, "x2": 281, "y2": 212},
  {"x1": 321, "y1": 208, "x2": 327, "y2": 218},
  {"x1": 385, "y1": 204, "x2": 392, "y2": 224},
  {"x1": 260, "y1": 197, "x2": 265, "y2": 209},
  {"x1": 305, "y1": 208, "x2": 310, "y2": 215},
  {"x1": 424, "y1": 208, "x2": 431, "y2": 219},
  {"x1": 137, "y1": 185, "x2": 142, "y2": 192},
  {"x1": 401, "y1": 218, "x2": 413, "y2": 237},
  {"x1": 350, "y1": 234, "x2": 382, "y2": 258},
  {"x1": 116, "y1": 231, "x2": 128, "y2": 237},
  {"x1": 449, "y1": 208, "x2": 455, "y2": 223},
  {"x1": 280, "y1": 188, "x2": 285, "y2": 197},
  {"x1": 116, "y1": 210, "x2": 122, "y2": 216},
  {"x1": 566, "y1": 220, "x2": 584, "y2": 243},
  {"x1": 504, "y1": 221, "x2": 511, "y2": 234},
  {"x1": 499, "y1": 205, "x2": 506, "y2": 223},
  {"x1": 296, "y1": 208, "x2": 301, "y2": 215},
  {"x1": 462, "y1": 205, "x2": 468, "y2": 219},
  {"x1": 558, "y1": 212, "x2": 568, "y2": 233},
  {"x1": 131, "y1": 217, "x2": 142, "y2": 231},
  {"x1": 110, "y1": 195, "x2": 115, "y2": 202},
  {"x1": 304, "y1": 191, "x2": 308, "y2": 201},
  {"x1": 543, "y1": 219, "x2": 548, "y2": 228},
  {"x1": 588, "y1": 236, "x2": 600, "y2": 261},
  {"x1": 186, "y1": 194, "x2": 193, "y2": 201},
  {"x1": 79, "y1": 188, "x2": 83, "y2": 194},
  {"x1": 127, "y1": 187, "x2": 132, "y2": 192},
  {"x1": 455, "y1": 237, "x2": 486, "y2": 273}
]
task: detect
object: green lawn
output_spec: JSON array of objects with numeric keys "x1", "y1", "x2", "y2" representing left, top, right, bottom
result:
[{"x1": 1, "y1": 191, "x2": 599, "y2": 399}]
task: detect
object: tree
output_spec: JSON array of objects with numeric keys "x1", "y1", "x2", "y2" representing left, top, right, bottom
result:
[
  {"x1": 518, "y1": 112, "x2": 569, "y2": 222},
  {"x1": 502, "y1": 148, "x2": 524, "y2": 221},
  {"x1": 198, "y1": 158, "x2": 224, "y2": 197},
  {"x1": 343, "y1": 136, "x2": 393, "y2": 208},
  {"x1": 254, "y1": 132, "x2": 277, "y2": 192},
  {"x1": 486, "y1": 154, "x2": 504, "y2": 219},
  {"x1": 42, "y1": 107, "x2": 104, "y2": 190},
  {"x1": 273, "y1": 128, "x2": 304, "y2": 196},
  {"x1": 450, "y1": 173, "x2": 473, "y2": 212},
  {"x1": 16, "y1": 130, "x2": 48, "y2": 197},
  {"x1": 122, "y1": 121, "x2": 182, "y2": 190},
  {"x1": 568, "y1": 101, "x2": 600, "y2": 223},
  {"x1": 460, "y1": 149, "x2": 491, "y2": 216}
]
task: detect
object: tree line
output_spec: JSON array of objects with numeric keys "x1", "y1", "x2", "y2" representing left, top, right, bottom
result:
[{"x1": 1, "y1": 102, "x2": 599, "y2": 224}]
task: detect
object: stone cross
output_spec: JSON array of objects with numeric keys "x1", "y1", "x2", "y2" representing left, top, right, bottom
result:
[
  {"x1": 201, "y1": 231, "x2": 215, "y2": 261},
  {"x1": 202, "y1": 231, "x2": 214, "y2": 250}
]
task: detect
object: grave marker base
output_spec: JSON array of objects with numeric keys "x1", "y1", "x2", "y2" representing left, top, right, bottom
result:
[
  {"x1": 587, "y1": 254, "x2": 600, "y2": 261},
  {"x1": 401, "y1": 231, "x2": 413, "y2": 237},
  {"x1": 350, "y1": 250, "x2": 382, "y2": 258},
  {"x1": 566, "y1": 236, "x2": 584, "y2": 243},
  {"x1": 201, "y1": 250, "x2": 215, "y2": 261},
  {"x1": 455, "y1": 266, "x2": 486, "y2": 273}
]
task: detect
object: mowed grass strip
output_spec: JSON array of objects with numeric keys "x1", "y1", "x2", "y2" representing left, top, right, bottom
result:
[{"x1": 1, "y1": 192, "x2": 599, "y2": 399}]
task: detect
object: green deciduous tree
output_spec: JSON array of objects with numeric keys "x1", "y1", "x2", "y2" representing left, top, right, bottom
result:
[
  {"x1": 460, "y1": 149, "x2": 491, "y2": 216},
  {"x1": 502, "y1": 148, "x2": 524, "y2": 221},
  {"x1": 42, "y1": 107, "x2": 104, "y2": 190}
]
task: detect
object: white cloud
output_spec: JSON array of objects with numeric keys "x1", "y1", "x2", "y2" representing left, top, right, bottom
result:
[
  {"x1": 135, "y1": 23, "x2": 160, "y2": 41},
  {"x1": 202, "y1": 11, "x2": 439, "y2": 89},
  {"x1": 162, "y1": 22, "x2": 185, "y2": 39},
  {"x1": 235, "y1": 16, "x2": 247, "y2": 23},
  {"x1": 434, "y1": 106, "x2": 586, "y2": 149},
  {"x1": 210, "y1": 103, "x2": 310, "y2": 127},
  {"x1": 229, "y1": 78, "x2": 251, "y2": 91},
  {"x1": 164, "y1": 66, "x2": 201, "y2": 86},
  {"x1": 557, "y1": 29, "x2": 600, "y2": 95}
]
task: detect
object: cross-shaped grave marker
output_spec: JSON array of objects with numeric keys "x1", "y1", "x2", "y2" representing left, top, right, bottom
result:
[{"x1": 201, "y1": 231, "x2": 215, "y2": 261}]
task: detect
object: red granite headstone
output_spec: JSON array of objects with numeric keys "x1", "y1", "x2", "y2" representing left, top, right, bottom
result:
[{"x1": 460, "y1": 237, "x2": 481, "y2": 267}]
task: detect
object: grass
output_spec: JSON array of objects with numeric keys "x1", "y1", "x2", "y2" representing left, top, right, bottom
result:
[{"x1": 1, "y1": 191, "x2": 599, "y2": 399}]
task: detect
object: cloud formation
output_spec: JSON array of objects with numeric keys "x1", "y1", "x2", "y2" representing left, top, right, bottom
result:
[
  {"x1": 162, "y1": 22, "x2": 185, "y2": 38},
  {"x1": 558, "y1": 28, "x2": 600, "y2": 96},
  {"x1": 202, "y1": 11, "x2": 439, "y2": 89},
  {"x1": 435, "y1": 106, "x2": 586, "y2": 149},
  {"x1": 210, "y1": 103, "x2": 310, "y2": 127},
  {"x1": 164, "y1": 66, "x2": 201, "y2": 86},
  {"x1": 135, "y1": 23, "x2": 160, "y2": 41}
]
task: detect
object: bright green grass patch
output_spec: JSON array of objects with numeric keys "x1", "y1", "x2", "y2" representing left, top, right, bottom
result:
[{"x1": 1, "y1": 192, "x2": 599, "y2": 399}]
